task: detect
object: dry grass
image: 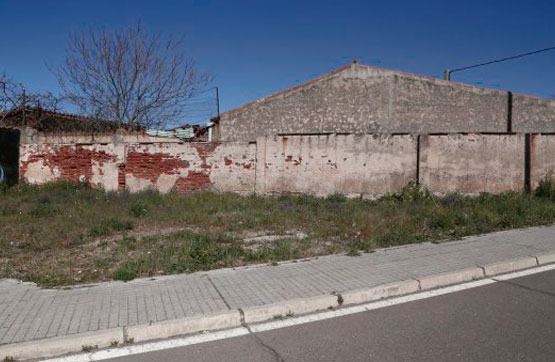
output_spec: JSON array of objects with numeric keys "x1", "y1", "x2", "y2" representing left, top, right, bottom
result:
[{"x1": 1, "y1": 181, "x2": 555, "y2": 287}]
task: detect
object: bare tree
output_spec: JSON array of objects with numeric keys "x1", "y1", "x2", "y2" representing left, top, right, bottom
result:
[
  {"x1": 1, "y1": 74, "x2": 60, "y2": 122},
  {"x1": 53, "y1": 23, "x2": 211, "y2": 128}
]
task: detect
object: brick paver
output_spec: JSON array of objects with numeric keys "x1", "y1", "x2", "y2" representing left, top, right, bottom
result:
[{"x1": 1, "y1": 225, "x2": 554, "y2": 345}]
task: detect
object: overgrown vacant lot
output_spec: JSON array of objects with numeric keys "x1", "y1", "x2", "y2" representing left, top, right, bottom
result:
[{"x1": 1, "y1": 181, "x2": 555, "y2": 287}]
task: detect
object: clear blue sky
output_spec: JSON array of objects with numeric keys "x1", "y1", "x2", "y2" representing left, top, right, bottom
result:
[{"x1": 1, "y1": 0, "x2": 554, "y2": 124}]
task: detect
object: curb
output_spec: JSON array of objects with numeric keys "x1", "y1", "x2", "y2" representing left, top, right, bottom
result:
[
  {"x1": 418, "y1": 267, "x2": 484, "y2": 290},
  {"x1": 341, "y1": 280, "x2": 420, "y2": 305},
  {"x1": 480, "y1": 256, "x2": 538, "y2": 277},
  {"x1": 535, "y1": 251, "x2": 555, "y2": 266},
  {"x1": 126, "y1": 310, "x2": 241, "y2": 343},
  {"x1": 241, "y1": 295, "x2": 338, "y2": 324},
  {"x1": 2, "y1": 253, "x2": 552, "y2": 361},
  {"x1": 0, "y1": 328, "x2": 123, "y2": 361}
]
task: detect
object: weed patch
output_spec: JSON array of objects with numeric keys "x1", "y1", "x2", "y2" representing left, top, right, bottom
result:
[{"x1": 1, "y1": 181, "x2": 554, "y2": 286}]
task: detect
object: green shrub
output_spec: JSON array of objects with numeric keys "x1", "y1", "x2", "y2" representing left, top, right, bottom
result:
[
  {"x1": 112, "y1": 265, "x2": 137, "y2": 281},
  {"x1": 390, "y1": 181, "x2": 433, "y2": 203},
  {"x1": 535, "y1": 174, "x2": 555, "y2": 201},
  {"x1": 130, "y1": 203, "x2": 148, "y2": 217}
]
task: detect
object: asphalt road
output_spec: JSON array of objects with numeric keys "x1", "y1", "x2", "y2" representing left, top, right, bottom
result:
[{"x1": 109, "y1": 269, "x2": 555, "y2": 362}]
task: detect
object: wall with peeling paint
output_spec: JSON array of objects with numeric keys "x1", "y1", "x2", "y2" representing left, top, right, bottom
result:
[
  {"x1": 16, "y1": 131, "x2": 555, "y2": 197},
  {"x1": 19, "y1": 140, "x2": 256, "y2": 194},
  {"x1": 19, "y1": 143, "x2": 124, "y2": 190},
  {"x1": 121, "y1": 142, "x2": 255, "y2": 193},
  {"x1": 255, "y1": 134, "x2": 417, "y2": 198},
  {"x1": 419, "y1": 134, "x2": 525, "y2": 195}
]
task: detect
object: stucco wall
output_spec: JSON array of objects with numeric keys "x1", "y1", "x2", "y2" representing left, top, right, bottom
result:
[
  {"x1": 19, "y1": 142, "x2": 256, "y2": 194},
  {"x1": 512, "y1": 94, "x2": 555, "y2": 133},
  {"x1": 419, "y1": 134, "x2": 525, "y2": 195},
  {"x1": 255, "y1": 134, "x2": 417, "y2": 198},
  {"x1": 218, "y1": 65, "x2": 509, "y2": 142},
  {"x1": 530, "y1": 134, "x2": 555, "y2": 189}
]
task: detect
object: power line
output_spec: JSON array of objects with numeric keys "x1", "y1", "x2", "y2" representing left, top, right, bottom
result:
[{"x1": 445, "y1": 45, "x2": 555, "y2": 80}]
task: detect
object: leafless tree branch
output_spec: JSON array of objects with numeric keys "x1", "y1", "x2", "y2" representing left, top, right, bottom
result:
[
  {"x1": 53, "y1": 22, "x2": 212, "y2": 128},
  {"x1": 0, "y1": 74, "x2": 61, "y2": 122}
]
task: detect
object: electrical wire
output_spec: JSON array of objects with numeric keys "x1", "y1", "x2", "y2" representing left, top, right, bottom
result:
[{"x1": 449, "y1": 45, "x2": 555, "y2": 76}]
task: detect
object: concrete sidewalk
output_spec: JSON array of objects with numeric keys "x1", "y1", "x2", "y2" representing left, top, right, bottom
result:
[{"x1": 1, "y1": 225, "x2": 555, "y2": 359}]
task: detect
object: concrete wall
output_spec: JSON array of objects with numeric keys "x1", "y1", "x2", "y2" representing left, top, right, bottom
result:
[
  {"x1": 512, "y1": 94, "x2": 555, "y2": 133},
  {"x1": 530, "y1": 134, "x2": 555, "y2": 189},
  {"x1": 255, "y1": 134, "x2": 417, "y2": 198},
  {"x1": 419, "y1": 134, "x2": 525, "y2": 195},
  {"x1": 17, "y1": 132, "x2": 555, "y2": 197},
  {"x1": 19, "y1": 141, "x2": 256, "y2": 194},
  {"x1": 218, "y1": 64, "x2": 509, "y2": 142}
]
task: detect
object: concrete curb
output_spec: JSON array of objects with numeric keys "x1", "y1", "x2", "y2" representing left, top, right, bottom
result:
[
  {"x1": 341, "y1": 280, "x2": 420, "y2": 305},
  {"x1": 126, "y1": 310, "x2": 242, "y2": 343},
  {"x1": 480, "y1": 256, "x2": 538, "y2": 277},
  {"x1": 418, "y1": 267, "x2": 485, "y2": 290},
  {"x1": 0, "y1": 328, "x2": 123, "y2": 361},
  {"x1": 536, "y1": 251, "x2": 555, "y2": 266},
  {"x1": 241, "y1": 295, "x2": 339, "y2": 324}
]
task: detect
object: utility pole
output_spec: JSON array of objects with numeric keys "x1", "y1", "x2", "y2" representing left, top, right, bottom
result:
[
  {"x1": 22, "y1": 87, "x2": 27, "y2": 126},
  {"x1": 443, "y1": 69, "x2": 450, "y2": 81},
  {"x1": 215, "y1": 86, "x2": 220, "y2": 117}
]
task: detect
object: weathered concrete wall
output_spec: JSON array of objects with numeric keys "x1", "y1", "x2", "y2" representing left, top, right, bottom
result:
[
  {"x1": 18, "y1": 132, "x2": 552, "y2": 197},
  {"x1": 420, "y1": 134, "x2": 525, "y2": 195},
  {"x1": 19, "y1": 142, "x2": 256, "y2": 194},
  {"x1": 512, "y1": 94, "x2": 555, "y2": 133},
  {"x1": 218, "y1": 64, "x2": 509, "y2": 142},
  {"x1": 530, "y1": 134, "x2": 555, "y2": 189},
  {"x1": 255, "y1": 134, "x2": 417, "y2": 198}
]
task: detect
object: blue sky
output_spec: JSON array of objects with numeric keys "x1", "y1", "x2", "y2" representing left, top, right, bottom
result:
[{"x1": 1, "y1": 0, "x2": 554, "y2": 124}]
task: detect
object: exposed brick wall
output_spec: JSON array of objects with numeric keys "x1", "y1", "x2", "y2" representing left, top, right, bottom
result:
[
  {"x1": 19, "y1": 143, "x2": 123, "y2": 190},
  {"x1": 19, "y1": 141, "x2": 256, "y2": 194}
]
